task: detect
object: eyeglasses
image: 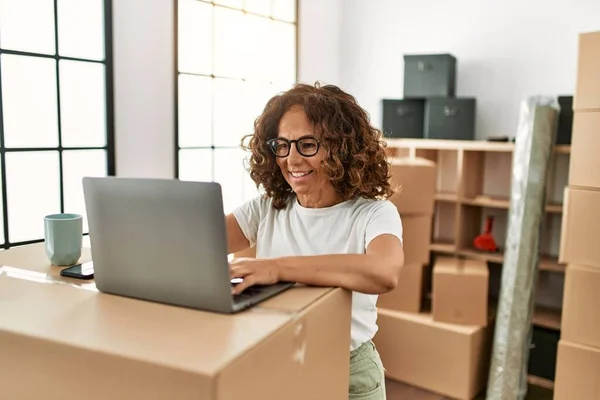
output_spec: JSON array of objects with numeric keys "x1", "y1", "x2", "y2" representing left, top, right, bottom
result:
[{"x1": 266, "y1": 137, "x2": 321, "y2": 158}]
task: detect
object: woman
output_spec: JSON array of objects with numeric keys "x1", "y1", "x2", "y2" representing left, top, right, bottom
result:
[{"x1": 226, "y1": 82, "x2": 404, "y2": 399}]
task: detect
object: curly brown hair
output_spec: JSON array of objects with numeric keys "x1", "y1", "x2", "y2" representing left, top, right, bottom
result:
[{"x1": 241, "y1": 82, "x2": 394, "y2": 210}]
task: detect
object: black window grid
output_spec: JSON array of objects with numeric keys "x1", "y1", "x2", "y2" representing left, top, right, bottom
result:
[{"x1": 0, "y1": 0, "x2": 115, "y2": 249}]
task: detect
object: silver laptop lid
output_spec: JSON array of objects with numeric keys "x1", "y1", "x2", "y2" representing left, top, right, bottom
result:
[{"x1": 82, "y1": 177, "x2": 234, "y2": 313}]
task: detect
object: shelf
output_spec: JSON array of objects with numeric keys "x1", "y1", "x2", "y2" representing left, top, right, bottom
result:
[
  {"x1": 385, "y1": 138, "x2": 571, "y2": 155},
  {"x1": 430, "y1": 242, "x2": 456, "y2": 253},
  {"x1": 527, "y1": 375, "x2": 554, "y2": 390},
  {"x1": 435, "y1": 192, "x2": 458, "y2": 202},
  {"x1": 461, "y1": 196, "x2": 563, "y2": 213},
  {"x1": 457, "y1": 249, "x2": 565, "y2": 272},
  {"x1": 462, "y1": 195, "x2": 509, "y2": 209},
  {"x1": 539, "y1": 257, "x2": 566, "y2": 273},
  {"x1": 554, "y1": 145, "x2": 571, "y2": 154},
  {"x1": 459, "y1": 248, "x2": 504, "y2": 263},
  {"x1": 545, "y1": 203, "x2": 563, "y2": 213},
  {"x1": 385, "y1": 138, "x2": 514, "y2": 152},
  {"x1": 532, "y1": 306, "x2": 562, "y2": 331}
]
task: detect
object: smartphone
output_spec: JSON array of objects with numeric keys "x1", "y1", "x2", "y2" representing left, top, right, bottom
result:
[{"x1": 60, "y1": 261, "x2": 94, "y2": 280}]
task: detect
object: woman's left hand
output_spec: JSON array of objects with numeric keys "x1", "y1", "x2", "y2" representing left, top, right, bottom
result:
[{"x1": 229, "y1": 257, "x2": 280, "y2": 295}]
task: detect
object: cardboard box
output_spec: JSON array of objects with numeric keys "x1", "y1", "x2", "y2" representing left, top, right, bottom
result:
[
  {"x1": 374, "y1": 309, "x2": 493, "y2": 400},
  {"x1": 561, "y1": 264, "x2": 600, "y2": 348},
  {"x1": 388, "y1": 157, "x2": 436, "y2": 215},
  {"x1": 432, "y1": 257, "x2": 489, "y2": 326},
  {"x1": 403, "y1": 214, "x2": 433, "y2": 264},
  {"x1": 554, "y1": 340, "x2": 600, "y2": 400},
  {"x1": 377, "y1": 263, "x2": 424, "y2": 313},
  {"x1": 574, "y1": 31, "x2": 600, "y2": 111},
  {"x1": 559, "y1": 187, "x2": 600, "y2": 268},
  {"x1": 569, "y1": 112, "x2": 600, "y2": 189},
  {"x1": 0, "y1": 244, "x2": 352, "y2": 400}
]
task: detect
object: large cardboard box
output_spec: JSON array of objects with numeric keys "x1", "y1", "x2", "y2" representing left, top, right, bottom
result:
[
  {"x1": 574, "y1": 31, "x2": 600, "y2": 111},
  {"x1": 374, "y1": 309, "x2": 493, "y2": 400},
  {"x1": 377, "y1": 263, "x2": 424, "y2": 313},
  {"x1": 559, "y1": 187, "x2": 600, "y2": 268},
  {"x1": 561, "y1": 264, "x2": 600, "y2": 348},
  {"x1": 569, "y1": 112, "x2": 600, "y2": 189},
  {"x1": 432, "y1": 257, "x2": 489, "y2": 326},
  {"x1": 554, "y1": 340, "x2": 600, "y2": 400},
  {"x1": 402, "y1": 214, "x2": 433, "y2": 264},
  {"x1": 0, "y1": 244, "x2": 352, "y2": 400},
  {"x1": 388, "y1": 157, "x2": 436, "y2": 215}
]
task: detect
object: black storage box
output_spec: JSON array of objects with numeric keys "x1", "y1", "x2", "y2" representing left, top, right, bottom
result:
[
  {"x1": 425, "y1": 97, "x2": 476, "y2": 140},
  {"x1": 556, "y1": 96, "x2": 573, "y2": 145},
  {"x1": 403, "y1": 54, "x2": 456, "y2": 98},
  {"x1": 382, "y1": 99, "x2": 425, "y2": 139},
  {"x1": 527, "y1": 325, "x2": 560, "y2": 381}
]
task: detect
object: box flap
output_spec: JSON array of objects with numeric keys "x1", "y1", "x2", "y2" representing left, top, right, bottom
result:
[
  {"x1": 0, "y1": 243, "x2": 338, "y2": 316},
  {"x1": 378, "y1": 308, "x2": 482, "y2": 334},
  {"x1": 573, "y1": 31, "x2": 600, "y2": 111},
  {"x1": 561, "y1": 264, "x2": 600, "y2": 348},
  {"x1": 555, "y1": 339, "x2": 600, "y2": 400},
  {"x1": 0, "y1": 275, "x2": 292, "y2": 376},
  {"x1": 256, "y1": 284, "x2": 334, "y2": 313},
  {"x1": 434, "y1": 256, "x2": 488, "y2": 276},
  {"x1": 388, "y1": 156, "x2": 436, "y2": 215},
  {"x1": 559, "y1": 187, "x2": 600, "y2": 267},
  {"x1": 389, "y1": 157, "x2": 436, "y2": 168},
  {"x1": 0, "y1": 242, "x2": 92, "y2": 285}
]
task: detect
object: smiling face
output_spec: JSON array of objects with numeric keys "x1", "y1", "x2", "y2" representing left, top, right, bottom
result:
[{"x1": 275, "y1": 106, "x2": 340, "y2": 208}]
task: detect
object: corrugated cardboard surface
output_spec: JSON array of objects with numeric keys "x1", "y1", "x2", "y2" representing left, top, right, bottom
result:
[
  {"x1": 559, "y1": 187, "x2": 600, "y2": 268},
  {"x1": 432, "y1": 257, "x2": 489, "y2": 326},
  {"x1": 569, "y1": 112, "x2": 600, "y2": 189},
  {"x1": 377, "y1": 263, "x2": 424, "y2": 313},
  {"x1": 574, "y1": 30, "x2": 600, "y2": 111},
  {"x1": 403, "y1": 215, "x2": 433, "y2": 264},
  {"x1": 388, "y1": 157, "x2": 436, "y2": 215},
  {"x1": 0, "y1": 244, "x2": 352, "y2": 400},
  {"x1": 554, "y1": 340, "x2": 600, "y2": 400},
  {"x1": 561, "y1": 264, "x2": 600, "y2": 348},
  {"x1": 374, "y1": 309, "x2": 493, "y2": 400}
]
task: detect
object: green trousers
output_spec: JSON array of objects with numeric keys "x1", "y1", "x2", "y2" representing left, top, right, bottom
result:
[{"x1": 348, "y1": 340, "x2": 386, "y2": 399}]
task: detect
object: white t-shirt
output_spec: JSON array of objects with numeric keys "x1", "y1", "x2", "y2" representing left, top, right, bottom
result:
[{"x1": 232, "y1": 195, "x2": 403, "y2": 351}]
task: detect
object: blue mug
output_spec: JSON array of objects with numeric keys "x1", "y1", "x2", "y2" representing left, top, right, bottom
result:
[{"x1": 44, "y1": 213, "x2": 83, "y2": 266}]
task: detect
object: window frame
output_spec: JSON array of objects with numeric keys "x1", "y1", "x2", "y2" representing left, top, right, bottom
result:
[
  {"x1": 0, "y1": 0, "x2": 115, "y2": 249},
  {"x1": 173, "y1": 0, "x2": 300, "y2": 185}
]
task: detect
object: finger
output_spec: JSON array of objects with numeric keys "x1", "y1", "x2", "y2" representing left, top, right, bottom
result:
[
  {"x1": 232, "y1": 275, "x2": 255, "y2": 295},
  {"x1": 229, "y1": 265, "x2": 251, "y2": 279}
]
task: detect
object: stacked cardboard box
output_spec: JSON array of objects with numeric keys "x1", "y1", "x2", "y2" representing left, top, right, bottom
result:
[
  {"x1": 375, "y1": 157, "x2": 494, "y2": 400},
  {"x1": 379, "y1": 157, "x2": 435, "y2": 312},
  {"x1": 554, "y1": 30, "x2": 600, "y2": 400},
  {"x1": 432, "y1": 257, "x2": 489, "y2": 327}
]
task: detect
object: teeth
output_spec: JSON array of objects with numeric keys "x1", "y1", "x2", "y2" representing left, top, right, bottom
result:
[{"x1": 290, "y1": 171, "x2": 309, "y2": 178}]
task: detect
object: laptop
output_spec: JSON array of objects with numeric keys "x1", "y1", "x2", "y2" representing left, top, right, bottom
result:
[{"x1": 82, "y1": 177, "x2": 294, "y2": 313}]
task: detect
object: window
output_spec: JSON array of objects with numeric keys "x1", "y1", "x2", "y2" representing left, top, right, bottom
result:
[
  {"x1": 176, "y1": 0, "x2": 297, "y2": 214},
  {"x1": 0, "y1": 0, "x2": 114, "y2": 248}
]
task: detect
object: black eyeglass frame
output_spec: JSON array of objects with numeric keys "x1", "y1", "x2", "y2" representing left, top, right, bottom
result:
[{"x1": 266, "y1": 136, "x2": 322, "y2": 158}]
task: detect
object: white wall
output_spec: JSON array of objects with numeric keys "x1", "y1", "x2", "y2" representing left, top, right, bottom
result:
[
  {"x1": 111, "y1": 0, "x2": 327, "y2": 178},
  {"x1": 339, "y1": 0, "x2": 600, "y2": 139},
  {"x1": 297, "y1": 0, "x2": 343, "y2": 86},
  {"x1": 110, "y1": 1, "x2": 600, "y2": 176},
  {"x1": 112, "y1": 0, "x2": 175, "y2": 178}
]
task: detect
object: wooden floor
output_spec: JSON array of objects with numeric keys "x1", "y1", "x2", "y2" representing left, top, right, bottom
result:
[{"x1": 385, "y1": 379, "x2": 553, "y2": 400}]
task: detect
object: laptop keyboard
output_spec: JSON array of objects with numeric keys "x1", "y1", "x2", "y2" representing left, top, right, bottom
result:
[{"x1": 232, "y1": 285, "x2": 265, "y2": 303}]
